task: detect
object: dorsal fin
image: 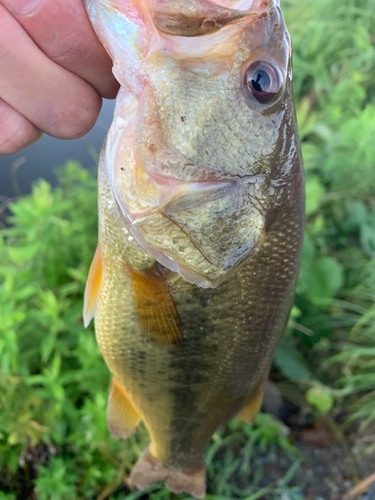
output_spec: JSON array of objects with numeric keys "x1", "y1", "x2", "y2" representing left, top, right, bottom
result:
[
  {"x1": 128, "y1": 263, "x2": 184, "y2": 346},
  {"x1": 83, "y1": 244, "x2": 103, "y2": 328},
  {"x1": 151, "y1": 0, "x2": 257, "y2": 37}
]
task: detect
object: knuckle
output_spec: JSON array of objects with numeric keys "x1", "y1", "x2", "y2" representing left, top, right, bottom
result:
[
  {"x1": 48, "y1": 31, "x2": 88, "y2": 66},
  {"x1": 0, "y1": 133, "x2": 26, "y2": 155},
  {"x1": 101, "y1": 79, "x2": 120, "y2": 100},
  {"x1": 64, "y1": 101, "x2": 100, "y2": 139},
  {"x1": 0, "y1": 21, "x2": 12, "y2": 64},
  {"x1": 0, "y1": 116, "x2": 39, "y2": 155},
  {"x1": 43, "y1": 93, "x2": 101, "y2": 140}
]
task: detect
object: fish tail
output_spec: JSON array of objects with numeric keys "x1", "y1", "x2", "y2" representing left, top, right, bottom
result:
[{"x1": 130, "y1": 447, "x2": 206, "y2": 499}]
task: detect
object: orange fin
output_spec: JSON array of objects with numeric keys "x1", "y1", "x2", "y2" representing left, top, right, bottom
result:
[
  {"x1": 107, "y1": 378, "x2": 141, "y2": 439},
  {"x1": 128, "y1": 263, "x2": 183, "y2": 347},
  {"x1": 83, "y1": 244, "x2": 103, "y2": 328},
  {"x1": 235, "y1": 384, "x2": 266, "y2": 424},
  {"x1": 130, "y1": 446, "x2": 206, "y2": 498}
]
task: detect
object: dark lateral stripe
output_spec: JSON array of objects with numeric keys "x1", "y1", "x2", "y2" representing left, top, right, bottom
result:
[{"x1": 127, "y1": 263, "x2": 184, "y2": 347}]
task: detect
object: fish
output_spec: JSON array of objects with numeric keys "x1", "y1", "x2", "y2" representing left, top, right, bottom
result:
[{"x1": 83, "y1": 0, "x2": 304, "y2": 497}]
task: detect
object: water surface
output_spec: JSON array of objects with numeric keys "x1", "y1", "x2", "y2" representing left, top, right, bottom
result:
[{"x1": 0, "y1": 99, "x2": 115, "y2": 198}]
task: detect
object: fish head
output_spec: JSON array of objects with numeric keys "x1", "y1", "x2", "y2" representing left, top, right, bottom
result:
[{"x1": 86, "y1": 0, "x2": 301, "y2": 288}]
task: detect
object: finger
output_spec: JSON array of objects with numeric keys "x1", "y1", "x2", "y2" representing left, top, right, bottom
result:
[
  {"x1": 0, "y1": 4, "x2": 102, "y2": 140},
  {"x1": 0, "y1": 0, "x2": 119, "y2": 99},
  {"x1": 0, "y1": 98, "x2": 42, "y2": 155}
]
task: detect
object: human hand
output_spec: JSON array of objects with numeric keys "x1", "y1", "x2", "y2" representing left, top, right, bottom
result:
[{"x1": 0, "y1": 0, "x2": 119, "y2": 155}]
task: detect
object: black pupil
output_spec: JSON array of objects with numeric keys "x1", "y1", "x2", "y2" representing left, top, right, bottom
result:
[{"x1": 251, "y1": 69, "x2": 271, "y2": 92}]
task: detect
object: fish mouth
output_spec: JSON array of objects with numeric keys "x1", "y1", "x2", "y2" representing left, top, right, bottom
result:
[
  {"x1": 152, "y1": 0, "x2": 273, "y2": 39},
  {"x1": 124, "y1": 163, "x2": 238, "y2": 220}
]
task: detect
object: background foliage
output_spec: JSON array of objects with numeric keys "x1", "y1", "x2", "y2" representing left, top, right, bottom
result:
[{"x1": 0, "y1": 0, "x2": 374, "y2": 498}]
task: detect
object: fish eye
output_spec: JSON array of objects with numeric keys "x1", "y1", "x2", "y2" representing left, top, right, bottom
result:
[{"x1": 244, "y1": 61, "x2": 282, "y2": 104}]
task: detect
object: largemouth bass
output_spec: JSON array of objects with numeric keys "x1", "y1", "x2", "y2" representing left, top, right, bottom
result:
[{"x1": 83, "y1": 0, "x2": 304, "y2": 496}]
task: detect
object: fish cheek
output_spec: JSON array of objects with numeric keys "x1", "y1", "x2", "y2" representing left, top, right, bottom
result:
[{"x1": 164, "y1": 178, "x2": 268, "y2": 274}]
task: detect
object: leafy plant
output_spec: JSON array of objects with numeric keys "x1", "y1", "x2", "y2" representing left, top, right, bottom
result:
[
  {"x1": 0, "y1": 163, "x2": 129, "y2": 499},
  {"x1": 0, "y1": 163, "x2": 302, "y2": 499},
  {"x1": 324, "y1": 260, "x2": 375, "y2": 427},
  {"x1": 274, "y1": 0, "x2": 375, "y2": 418}
]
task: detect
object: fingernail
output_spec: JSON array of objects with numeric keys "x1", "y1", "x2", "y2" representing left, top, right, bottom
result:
[{"x1": 2, "y1": 0, "x2": 45, "y2": 15}]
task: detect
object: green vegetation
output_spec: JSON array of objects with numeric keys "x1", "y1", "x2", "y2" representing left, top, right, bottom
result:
[
  {"x1": 279, "y1": 0, "x2": 375, "y2": 422},
  {"x1": 0, "y1": 0, "x2": 374, "y2": 497},
  {"x1": 0, "y1": 164, "x2": 302, "y2": 499}
]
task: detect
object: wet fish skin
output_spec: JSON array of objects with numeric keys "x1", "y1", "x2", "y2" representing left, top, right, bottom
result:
[
  {"x1": 95, "y1": 152, "x2": 303, "y2": 469},
  {"x1": 84, "y1": 0, "x2": 304, "y2": 496}
]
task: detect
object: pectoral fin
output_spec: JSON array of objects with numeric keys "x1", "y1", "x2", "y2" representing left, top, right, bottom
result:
[
  {"x1": 128, "y1": 263, "x2": 184, "y2": 346},
  {"x1": 83, "y1": 244, "x2": 103, "y2": 328},
  {"x1": 107, "y1": 378, "x2": 141, "y2": 439},
  {"x1": 235, "y1": 384, "x2": 265, "y2": 424}
]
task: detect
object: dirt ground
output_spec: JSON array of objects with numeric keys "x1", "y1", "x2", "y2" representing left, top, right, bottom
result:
[
  {"x1": 263, "y1": 442, "x2": 374, "y2": 499},
  {"x1": 260, "y1": 417, "x2": 375, "y2": 500}
]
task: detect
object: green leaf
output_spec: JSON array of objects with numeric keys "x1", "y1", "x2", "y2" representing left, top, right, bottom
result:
[
  {"x1": 8, "y1": 244, "x2": 40, "y2": 263},
  {"x1": 305, "y1": 176, "x2": 325, "y2": 217},
  {"x1": 0, "y1": 492, "x2": 16, "y2": 500},
  {"x1": 41, "y1": 333, "x2": 57, "y2": 363},
  {"x1": 274, "y1": 339, "x2": 312, "y2": 381},
  {"x1": 307, "y1": 257, "x2": 344, "y2": 301},
  {"x1": 306, "y1": 385, "x2": 334, "y2": 413},
  {"x1": 341, "y1": 201, "x2": 368, "y2": 233},
  {"x1": 361, "y1": 222, "x2": 375, "y2": 258}
]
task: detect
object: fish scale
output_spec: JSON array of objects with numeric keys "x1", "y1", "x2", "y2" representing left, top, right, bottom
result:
[
  {"x1": 94, "y1": 149, "x2": 303, "y2": 475},
  {"x1": 84, "y1": 0, "x2": 304, "y2": 496}
]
